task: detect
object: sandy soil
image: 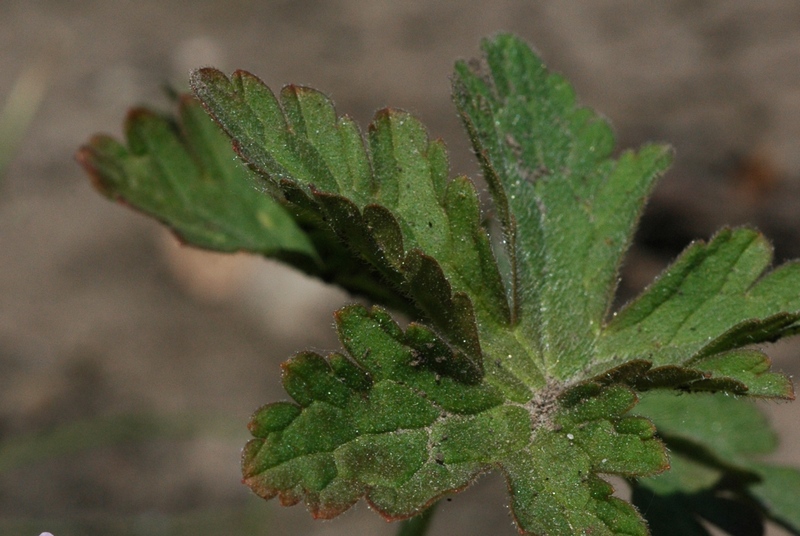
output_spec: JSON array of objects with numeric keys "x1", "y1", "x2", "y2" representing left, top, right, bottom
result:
[{"x1": 2, "y1": 1, "x2": 799, "y2": 535}]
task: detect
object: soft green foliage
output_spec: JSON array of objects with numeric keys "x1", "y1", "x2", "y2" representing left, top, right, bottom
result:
[
  {"x1": 633, "y1": 392, "x2": 800, "y2": 535},
  {"x1": 80, "y1": 33, "x2": 799, "y2": 535},
  {"x1": 77, "y1": 95, "x2": 415, "y2": 311},
  {"x1": 749, "y1": 463, "x2": 800, "y2": 531},
  {"x1": 243, "y1": 304, "x2": 666, "y2": 533},
  {"x1": 77, "y1": 95, "x2": 313, "y2": 256}
]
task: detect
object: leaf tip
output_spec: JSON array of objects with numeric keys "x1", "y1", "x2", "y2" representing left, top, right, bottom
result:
[
  {"x1": 74, "y1": 143, "x2": 102, "y2": 187},
  {"x1": 74, "y1": 135, "x2": 122, "y2": 198},
  {"x1": 189, "y1": 66, "x2": 226, "y2": 91}
]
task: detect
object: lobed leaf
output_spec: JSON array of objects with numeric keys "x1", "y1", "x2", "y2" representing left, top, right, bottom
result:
[
  {"x1": 453, "y1": 34, "x2": 673, "y2": 380},
  {"x1": 598, "y1": 228, "x2": 800, "y2": 379},
  {"x1": 76, "y1": 95, "x2": 419, "y2": 312},
  {"x1": 582, "y1": 352, "x2": 792, "y2": 399},
  {"x1": 77, "y1": 95, "x2": 314, "y2": 256},
  {"x1": 243, "y1": 305, "x2": 667, "y2": 533},
  {"x1": 75, "y1": 26, "x2": 800, "y2": 535},
  {"x1": 183, "y1": 33, "x2": 800, "y2": 535},
  {"x1": 189, "y1": 34, "x2": 798, "y2": 401},
  {"x1": 66, "y1": 30, "x2": 799, "y2": 535},
  {"x1": 190, "y1": 70, "x2": 511, "y2": 365},
  {"x1": 454, "y1": 35, "x2": 796, "y2": 405}
]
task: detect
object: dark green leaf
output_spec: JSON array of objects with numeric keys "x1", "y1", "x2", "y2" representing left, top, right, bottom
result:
[
  {"x1": 632, "y1": 392, "x2": 800, "y2": 535},
  {"x1": 632, "y1": 484, "x2": 764, "y2": 536},
  {"x1": 634, "y1": 452, "x2": 766, "y2": 536},
  {"x1": 184, "y1": 33, "x2": 800, "y2": 535},
  {"x1": 77, "y1": 95, "x2": 419, "y2": 312},
  {"x1": 242, "y1": 305, "x2": 667, "y2": 533},
  {"x1": 191, "y1": 70, "x2": 511, "y2": 357},
  {"x1": 632, "y1": 485, "x2": 713, "y2": 536},
  {"x1": 598, "y1": 228, "x2": 800, "y2": 383},
  {"x1": 688, "y1": 350, "x2": 793, "y2": 398},
  {"x1": 70, "y1": 30, "x2": 800, "y2": 535}
]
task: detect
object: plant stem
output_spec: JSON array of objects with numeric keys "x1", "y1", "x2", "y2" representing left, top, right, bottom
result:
[{"x1": 395, "y1": 503, "x2": 437, "y2": 536}]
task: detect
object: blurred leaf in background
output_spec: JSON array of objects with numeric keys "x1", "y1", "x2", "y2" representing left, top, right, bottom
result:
[{"x1": 0, "y1": 48, "x2": 54, "y2": 181}]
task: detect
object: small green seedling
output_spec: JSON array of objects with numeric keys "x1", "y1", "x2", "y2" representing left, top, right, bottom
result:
[{"x1": 78, "y1": 34, "x2": 800, "y2": 535}]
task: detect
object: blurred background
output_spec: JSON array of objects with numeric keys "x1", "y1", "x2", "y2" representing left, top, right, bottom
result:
[{"x1": 2, "y1": 1, "x2": 800, "y2": 535}]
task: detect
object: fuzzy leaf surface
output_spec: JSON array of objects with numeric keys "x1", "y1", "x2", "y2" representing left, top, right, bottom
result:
[
  {"x1": 190, "y1": 67, "x2": 518, "y2": 374},
  {"x1": 190, "y1": 37, "x2": 675, "y2": 533},
  {"x1": 76, "y1": 96, "x2": 417, "y2": 310},
  {"x1": 186, "y1": 33, "x2": 798, "y2": 535},
  {"x1": 243, "y1": 305, "x2": 667, "y2": 534},
  {"x1": 597, "y1": 228, "x2": 800, "y2": 396},
  {"x1": 453, "y1": 34, "x2": 795, "y2": 400},
  {"x1": 453, "y1": 34, "x2": 673, "y2": 380}
]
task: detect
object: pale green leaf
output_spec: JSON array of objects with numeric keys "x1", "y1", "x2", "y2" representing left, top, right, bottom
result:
[
  {"x1": 634, "y1": 391, "x2": 777, "y2": 459},
  {"x1": 632, "y1": 460, "x2": 765, "y2": 536},
  {"x1": 632, "y1": 392, "x2": 796, "y2": 535}
]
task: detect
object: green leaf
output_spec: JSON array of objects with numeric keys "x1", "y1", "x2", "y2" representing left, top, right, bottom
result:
[
  {"x1": 71, "y1": 22, "x2": 800, "y2": 533},
  {"x1": 597, "y1": 227, "x2": 800, "y2": 391},
  {"x1": 453, "y1": 34, "x2": 673, "y2": 380},
  {"x1": 634, "y1": 391, "x2": 777, "y2": 460},
  {"x1": 454, "y1": 35, "x2": 795, "y2": 399},
  {"x1": 190, "y1": 69, "x2": 512, "y2": 367},
  {"x1": 182, "y1": 32, "x2": 800, "y2": 535},
  {"x1": 243, "y1": 304, "x2": 667, "y2": 534},
  {"x1": 748, "y1": 463, "x2": 800, "y2": 533},
  {"x1": 76, "y1": 95, "x2": 419, "y2": 313},
  {"x1": 77, "y1": 95, "x2": 314, "y2": 256},
  {"x1": 632, "y1": 455, "x2": 768, "y2": 536},
  {"x1": 632, "y1": 392, "x2": 800, "y2": 535},
  {"x1": 631, "y1": 486, "x2": 713, "y2": 536}
]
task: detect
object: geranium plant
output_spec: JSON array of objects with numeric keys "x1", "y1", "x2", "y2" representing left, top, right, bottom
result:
[{"x1": 78, "y1": 33, "x2": 800, "y2": 535}]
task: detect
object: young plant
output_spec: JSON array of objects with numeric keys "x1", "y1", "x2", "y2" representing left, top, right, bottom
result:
[{"x1": 77, "y1": 34, "x2": 800, "y2": 535}]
